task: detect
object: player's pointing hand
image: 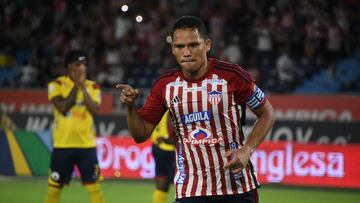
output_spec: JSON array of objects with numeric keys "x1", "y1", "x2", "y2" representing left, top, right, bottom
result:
[{"x1": 116, "y1": 84, "x2": 140, "y2": 106}]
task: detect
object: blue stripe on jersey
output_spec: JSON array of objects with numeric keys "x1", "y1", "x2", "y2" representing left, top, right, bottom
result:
[{"x1": 246, "y1": 85, "x2": 265, "y2": 109}]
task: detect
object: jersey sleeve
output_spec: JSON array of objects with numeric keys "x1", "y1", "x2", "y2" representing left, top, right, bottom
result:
[
  {"x1": 138, "y1": 81, "x2": 167, "y2": 126},
  {"x1": 244, "y1": 83, "x2": 267, "y2": 110},
  {"x1": 48, "y1": 80, "x2": 62, "y2": 101},
  {"x1": 234, "y1": 70, "x2": 267, "y2": 110},
  {"x1": 90, "y1": 83, "x2": 101, "y2": 105}
]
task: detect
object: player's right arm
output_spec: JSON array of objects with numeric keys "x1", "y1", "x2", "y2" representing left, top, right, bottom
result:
[
  {"x1": 48, "y1": 80, "x2": 79, "y2": 115},
  {"x1": 50, "y1": 86, "x2": 78, "y2": 115},
  {"x1": 116, "y1": 84, "x2": 156, "y2": 143}
]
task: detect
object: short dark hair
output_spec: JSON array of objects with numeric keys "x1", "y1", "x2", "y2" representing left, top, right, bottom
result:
[
  {"x1": 171, "y1": 15, "x2": 208, "y2": 39},
  {"x1": 64, "y1": 49, "x2": 88, "y2": 67}
]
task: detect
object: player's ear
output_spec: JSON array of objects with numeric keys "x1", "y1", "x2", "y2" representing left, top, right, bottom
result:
[{"x1": 205, "y1": 38, "x2": 211, "y2": 53}]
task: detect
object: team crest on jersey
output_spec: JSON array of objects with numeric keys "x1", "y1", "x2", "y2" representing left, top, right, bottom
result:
[{"x1": 208, "y1": 90, "x2": 222, "y2": 105}]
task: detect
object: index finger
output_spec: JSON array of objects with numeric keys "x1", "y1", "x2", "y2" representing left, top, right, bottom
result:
[{"x1": 115, "y1": 83, "x2": 130, "y2": 89}]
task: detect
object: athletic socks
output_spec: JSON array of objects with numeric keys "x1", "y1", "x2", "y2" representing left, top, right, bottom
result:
[
  {"x1": 152, "y1": 189, "x2": 167, "y2": 203},
  {"x1": 44, "y1": 185, "x2": 62, "y2": 203},
  {"x1": 85, "y1": 182, "x2": 105, "y2": 203}
]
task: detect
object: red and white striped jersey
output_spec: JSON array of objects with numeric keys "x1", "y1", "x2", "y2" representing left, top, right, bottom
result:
[{"x1": 139, "y1": 58, "x2": 267, "y2": 198}]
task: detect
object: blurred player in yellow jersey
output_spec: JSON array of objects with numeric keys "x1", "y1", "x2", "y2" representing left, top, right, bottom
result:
[
  {"x1": 44, "y1": 49, "x2": 104, "y2": 203},
  {"x1": 151, "y1": 111, "x2": 175, "y2": 203}
]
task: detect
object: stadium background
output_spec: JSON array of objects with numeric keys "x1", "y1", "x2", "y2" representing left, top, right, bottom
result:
[{"x1": 1, "y1": 0, "x2": 360, "y2": 202}]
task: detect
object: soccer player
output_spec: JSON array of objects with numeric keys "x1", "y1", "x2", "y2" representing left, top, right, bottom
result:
[
  {"x1": 44, "y1": 50, "x2": 105, "y2": 203},
  {"x1": 117, "y1": 16, "x2": 275, "y2": 203},
  {"x1": 151, "y1": 110, "x2": 175, "y2": 203}
]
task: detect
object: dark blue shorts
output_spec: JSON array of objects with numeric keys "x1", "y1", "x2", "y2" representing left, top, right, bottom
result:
[
  {"x1": 174, "y1": 189, "x2": 259, "y2": 203},
  {"x1": 152, "y1": 144, "x2": 175, "y2": 179},
  {"x1": 48, "y1": 148, "x2": 101, "y2": 186}
]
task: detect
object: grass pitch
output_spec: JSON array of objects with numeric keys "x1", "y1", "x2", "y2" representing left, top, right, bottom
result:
[{"x1": 0, "y1": 176, "x2": 359, "y2": 203}]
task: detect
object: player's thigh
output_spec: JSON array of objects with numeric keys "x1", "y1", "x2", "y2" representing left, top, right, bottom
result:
[
  {"x1": 48, "y1": 148, "x2": 76, "y2": 185},
  {"x1": 76, "y1": 148, "x2": 101, "y2": 183}
]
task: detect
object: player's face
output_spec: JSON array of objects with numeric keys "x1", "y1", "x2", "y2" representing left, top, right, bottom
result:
[
  {"x1": 172, "y1": 28, "x2": 211, "y2": 80},
  {"x1": 68, "y1": 61, "x2": 87, "y2": 82}
]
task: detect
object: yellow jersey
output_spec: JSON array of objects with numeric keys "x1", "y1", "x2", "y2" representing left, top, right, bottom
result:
[
  {"x1": 151, "y1": 111, "x2": 175, "y2": 151},
  {"x1": 48, "y1": 76, "x2": 101, "y2": 148}
]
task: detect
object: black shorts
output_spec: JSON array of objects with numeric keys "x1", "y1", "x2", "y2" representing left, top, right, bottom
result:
[
  {"x1": 48, "y1": 148, "x2": 101, "y2": 186},
  {"x1": 174, "y1": 189, "x2": 259, "y2": 203},
  {"x1": 152, "y1": 144, "x2": 175, "y2": 179}
]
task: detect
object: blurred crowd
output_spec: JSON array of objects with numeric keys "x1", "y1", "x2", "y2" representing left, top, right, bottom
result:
[{"x1": 0, "y1": 0, "x2": 359, "y2": 93}]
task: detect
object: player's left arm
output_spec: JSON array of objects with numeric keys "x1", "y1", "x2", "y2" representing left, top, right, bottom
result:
[
  {"x1": 225, "y1": 83, "x2": 275, "y2": 173},
  {"x1": 244, "y1": 100, "x2": 275, "y2": 154},
  {"x1": 225, "y1": 100, "x2": 275, "y2": 173}
]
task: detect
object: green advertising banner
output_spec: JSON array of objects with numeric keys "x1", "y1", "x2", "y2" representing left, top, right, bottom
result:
[{"x1": 0, "y1": 129, "x2": 51, "y2": 176}]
